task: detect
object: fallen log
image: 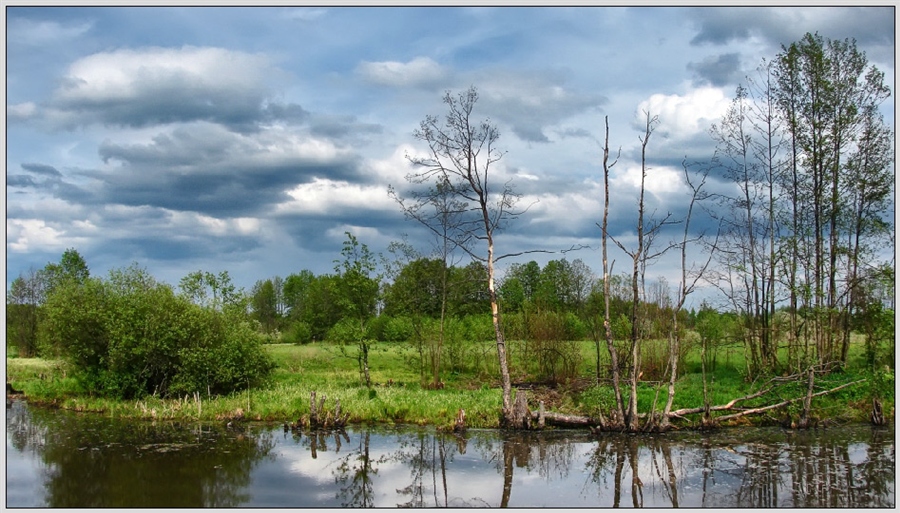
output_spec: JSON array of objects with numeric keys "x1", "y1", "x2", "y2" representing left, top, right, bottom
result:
[
  {"x1": 667, "y1": 386, "x2": 774, "y2": 417},
  {"x1": 520, "y1": 378, "x2": 867, "y2": 431},
  {"x1": 713, "y1": 379, "x2": 866, "y2": 423}
]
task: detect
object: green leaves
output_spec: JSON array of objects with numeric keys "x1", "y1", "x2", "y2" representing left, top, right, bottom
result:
[{"x1": 39, "y1": 263, "x2": 274, "y2": 399}]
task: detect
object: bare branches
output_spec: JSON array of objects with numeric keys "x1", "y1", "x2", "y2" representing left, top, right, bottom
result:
[{"x1": 393, "y1": 85, "x2": 539, "y2": 426}]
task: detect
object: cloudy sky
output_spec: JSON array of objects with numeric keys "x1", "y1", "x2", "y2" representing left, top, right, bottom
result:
[{"x1": 5, "y1": 6, "x2": 895, "y2": 303}]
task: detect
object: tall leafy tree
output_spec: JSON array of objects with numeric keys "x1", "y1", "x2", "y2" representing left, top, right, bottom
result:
[
  {"x1": 43, "y1": 248, "x2": 90, "y2": 294},
  {"x1": 774, "y1": 32, "x2": 893, "y2": 367},
  {"x1": 250, "y1": 279, "x2": 278, "y2": 334},
  {"x1": 178, "y1": 270, "x2": 245, "y2": 314},
  {"x1": 7, "y1": 267, "x2": 47, "y2": 357}
]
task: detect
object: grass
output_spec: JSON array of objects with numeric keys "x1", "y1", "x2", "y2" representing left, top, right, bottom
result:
[{"x1": 6, "y1": 335, "x2": 893, "y2": 429}]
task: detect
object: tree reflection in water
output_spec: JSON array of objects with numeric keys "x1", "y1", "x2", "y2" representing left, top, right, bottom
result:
[
  {"x1": 6, "y1": 400, "x2": 275, "y2": 507},
  {"x1": 583, "y1": 428, "x2": 894, "y2": 508},
  {"x1": 7, "y1": 400, "x2": 894, "y2": 508}
]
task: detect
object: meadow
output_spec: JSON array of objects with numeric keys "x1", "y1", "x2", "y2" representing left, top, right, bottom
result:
[{"x1": 6, "y1": 335, "x2": 891, "y2": 430}]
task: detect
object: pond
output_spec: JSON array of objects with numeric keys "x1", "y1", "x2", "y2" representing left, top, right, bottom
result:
[{"x1": 5, "y1": 399, "x2": 895, "y2": 507}]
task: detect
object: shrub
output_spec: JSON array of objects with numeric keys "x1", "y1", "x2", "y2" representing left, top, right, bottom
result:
[
  {"x1": 283, "y1": 320, "x2": 313, "y2": 345},
  {"x1": 382, "y1": 316, "x2": 414, "y2": 342},
  {"x1": 39, "y1": 265, "x2": 275, "y2": 399}
]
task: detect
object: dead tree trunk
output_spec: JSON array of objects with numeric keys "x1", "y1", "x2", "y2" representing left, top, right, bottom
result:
[
  {"x1": 510, "y1": 389, "x2": 531, "y2": 430},
  {"x1": 599, "y1": 115, "x2": 626, "y2": 424},
  {"x1": 871, "y1": 398, "x2": 886, "y2": 426},
  {"x1": 299, "y1": 391, "x2": 350, "y2": 431},
  {"x1": 796, "y1": 366, "x2": 816, "y2": 429}
]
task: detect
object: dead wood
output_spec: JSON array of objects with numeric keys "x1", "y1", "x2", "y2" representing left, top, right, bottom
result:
[
  {"x1": 518, "y1": 377, "x2": 866, "y2": 432},
  {"x1": 295, "y1": 391, "x2": 350, "y2": 431},
  {"x1": 713, "y1": 379, "x2": 865, "y2": 423},
  {"x1": 453, "y1": 408, "x2": 467, "y2": 433},
  {"x1": 871, "y1": 398, "x2": 886, "y2": 426}
]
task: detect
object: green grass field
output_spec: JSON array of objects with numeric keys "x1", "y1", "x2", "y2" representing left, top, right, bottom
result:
[{"x1": 6, "y1": 336, "x2": 892, "y2": 429}]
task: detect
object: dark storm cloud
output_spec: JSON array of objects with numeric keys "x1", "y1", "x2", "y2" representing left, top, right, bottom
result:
[
  {"x1": 261, "y1": 102, "x2": 310, "y2": 125},
  {"x1": 8, "y1": 163, "x2": 67, "y2": 194},
  {"x1": 72, "y1": 158, "x2": 360, "y2": 218},
  {"x1": 688, "y1": 7, "x2": 895, "y2": 49},
  {"x1": 8, "y1": 162, "x2": 93, "y2": 204},
  {"x1": 308, "y1": 114, "x2": 384, "y2": 142},
  {"x1": 52, "y1": 80, "x2": 265, "y2": 132},
  {"x1": 86, "y1": 121, "x2": 366, "y2": 217},
  {"x1": 688, "y1": 53, "x2": 742, "y2": 87},
  {"x1": 95, "y1": 234, "x2": 261, "y2": 262},
  {"x1": 7, "y1": 175, "x2": 38, "y2": 188},
  {"x1": 477, "y1": 74, "x2": 608, "y2": 144},
  {"x1": 21, "y1": 162, "x2": 63, "y2": 177}
]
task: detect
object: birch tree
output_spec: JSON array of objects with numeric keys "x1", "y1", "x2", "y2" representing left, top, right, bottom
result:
[{"x1": 401, "y1": 86, "x2": 540, "y2": 426}]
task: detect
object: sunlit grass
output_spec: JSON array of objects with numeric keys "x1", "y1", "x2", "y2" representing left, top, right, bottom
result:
[{"x1": 6, "y1": 333, "x2": 890, "y2": 428}]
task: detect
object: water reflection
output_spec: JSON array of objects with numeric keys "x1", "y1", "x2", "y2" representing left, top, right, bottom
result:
[
  {"x1": 6, "y1": 400, "x2": 275, "y2": 507},
  {"x1": 6, "y1": 400, "x2": 894, "y2": 508}
]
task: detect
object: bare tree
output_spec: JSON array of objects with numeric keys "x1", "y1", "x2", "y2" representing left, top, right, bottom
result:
[
  {"x1": 390, "y1": 174, "x2": 469, "y2": 388},
  {"x1": 402, "y1": 86, "x2": 545, "y2": 426},
  {"x1": 597, "y1": 115, "x2": 625, "y2": 427},
  {"x1": 658, "y1": 160, "x2": 717, "y2": 430},
  {"x1": 608, "y1": 111, "x2": 678, "y2": 431}
]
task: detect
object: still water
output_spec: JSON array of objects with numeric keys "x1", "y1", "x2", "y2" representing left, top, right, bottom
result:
[{"x1": 5, "y1": 399, "x2": 895, "y2": 508}]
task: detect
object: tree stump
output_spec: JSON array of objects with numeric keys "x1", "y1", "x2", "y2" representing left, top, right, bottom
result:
[
  {"x1": 309, "y1": 391, "x2": 321, "y2": 428},
  {"x1": 871, "y1": 398, "x2": 886, "y2": 426},
  {"x1": 453, "y1": 408, "x2": 466, "y2": 433},
  {"x1": 511, "y1": 390, "x2": 531, "y2": 429}
]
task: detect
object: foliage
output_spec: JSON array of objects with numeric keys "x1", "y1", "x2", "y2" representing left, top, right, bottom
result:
[
  {"x1": 178, "y1": 269, "x2": 246, "y2": 313},
  {"x1": 39, "y1": 263, "x2": 274, "y2": 399},
  {"x1": 334, "y1": 232, "x2": 382, "y2": 387},
  {"x1": 250, "y1": 278, "x2": 279, "y2": 334},
  {"x1": 282, "y1": 320, "x2": 313, "y2": 345},
  {"x1": 6, "y1": 268, "x2": 46, "y2": 357}
]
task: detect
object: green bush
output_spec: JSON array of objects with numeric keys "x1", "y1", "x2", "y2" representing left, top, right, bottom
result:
[
  {"x1": 39, "y1": 265, "x2": 275, "y2": 399},
  {"x1": 463, "y1": 314, "x2": 495, "y2": 342},
  {"x1": 283, "y1": 320, "x2": 313, "y2": 345},
  {"x1": 382, "y1": 316, "x2": 414, "y2": 342},
  {"x1": 170, "y1": 314, "x2": 276, "y2": 397}
]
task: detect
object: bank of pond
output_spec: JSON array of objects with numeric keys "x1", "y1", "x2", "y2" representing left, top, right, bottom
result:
[
  {"x1": 6, "y1": 340, "x2": 893, "y2": 432},
  {"x1": 5, "y1": 399, "x2": 894, "y2": 507}
]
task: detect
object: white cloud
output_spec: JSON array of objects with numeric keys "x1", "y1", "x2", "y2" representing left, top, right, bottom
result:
[
  {"x1": 44, "y1": 46, "x2": 285, "y2": 129},
  {"x1": 181, "y1": 212, "x2": 262, "y2": 237},
  {"x1": 369, "y1": 144, "x2": 418, "y2": 186},
  {"x1": 284, "y1": 8, "x2": 327, "y2": 22},
  {"x1": 612, "y1": 163, "x2": 687, "y2": 199},
  {"x1": 56, "y1": 46, "x2": 273, "y2": 103},
  {"x1": 634, "y1": 86, "x2": 730, "y2": 142},
  {"x1": 7, "y1": 219, "x2": 78, "y2": 253},
  {"x1": 325, "y1": 224, "x2": 383, "y2": 242},
  {"x1": 356, "y1": 57, "x2": 447, "y2": 88},
  {"x1": 276, "y1": 178, "x2": 395, "y2": 215},
  {"x1": 521, "y1": 184, "x2": 603, "y2": 228}
]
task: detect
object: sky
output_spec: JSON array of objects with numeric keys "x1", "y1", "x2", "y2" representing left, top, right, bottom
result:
[{"x1": 4, "y1": 5, "x2": 896, "y2": 308}]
